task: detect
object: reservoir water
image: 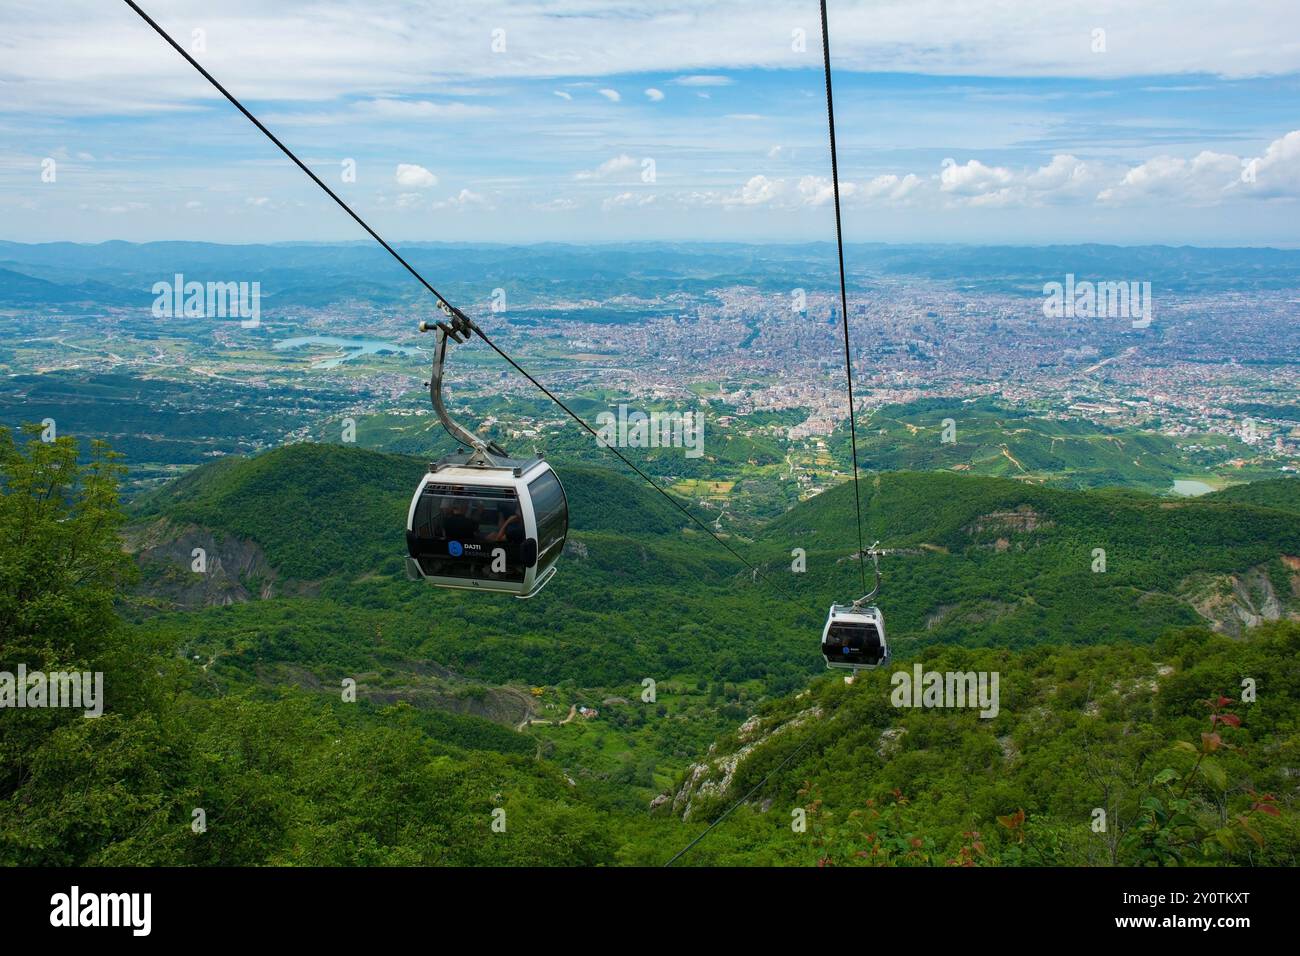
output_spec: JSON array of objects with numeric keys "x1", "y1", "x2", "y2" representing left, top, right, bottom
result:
[
  {"x1": 274, "y1": 335, "x2": 419, "y2": 368},
  {"x1": 1171, "y1": 479, "x2": 1215, "y2": 496}
]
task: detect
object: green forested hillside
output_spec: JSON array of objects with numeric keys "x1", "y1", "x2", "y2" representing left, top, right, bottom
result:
[
  {"x1": 125, "y1": 443, "x2": 800, "y2": 689},
  {"x1": 3, "y1": 427, "x2": 1297, "y2": 867},
  {"x1": 0, "y1": 429, "x2": 618, "y2": 865},
  {"x1": 131, "y1": 443, "x2": 692, "y2": 580},
  {"x1": 1205, "y1": 476, "x2": 1300, "y2": 514},
  {"x1": 128, "y1": 446, "x2": 1300, "y2": 665},
  {"x1": 766, "y1": 470, "x2": 1300, "y2": 651},
  {"x1": 651, "y1": 623, "x2": 1300, "y2": 866}
]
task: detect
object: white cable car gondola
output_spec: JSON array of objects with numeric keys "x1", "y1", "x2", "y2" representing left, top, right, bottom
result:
[
  {"x1": 821, "y1": 541, "x2": 889, "y2": 671},
  {"x1": 405, "y1": 314, "x2": 567, "y2": 598}
]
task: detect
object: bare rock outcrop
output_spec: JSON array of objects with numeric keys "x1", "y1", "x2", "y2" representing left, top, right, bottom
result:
[
  {"x1": 672, "y1": 706, "x2": 822, "y2": 821},
  {"x1": 122, "y1": 517, "x2": 278, "y2": 609}
]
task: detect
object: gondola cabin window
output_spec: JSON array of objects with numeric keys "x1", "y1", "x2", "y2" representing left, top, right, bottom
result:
[
  {"x1": 410, "y1": 485, "x2": 526, "y2": 584},
  {"x1": 528, "y1": 469, "x2": 568, "y2": 569}
]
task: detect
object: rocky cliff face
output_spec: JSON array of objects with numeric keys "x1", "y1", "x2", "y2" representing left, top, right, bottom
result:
[
  {"x1": 965, "y1": 506, "x2": 1053, "y2": 537},
  {"x1": 121, "y1": 517, "x2": 284, "y2": 610},
  {"x1": 1178, "y1": 560, "x2": 1300, "y2": 636},
  {"x1": 669, "y1": 705, "x2": 822, "y2": 820}
]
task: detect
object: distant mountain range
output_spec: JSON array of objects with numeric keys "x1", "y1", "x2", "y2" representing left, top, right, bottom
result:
[{"x1": 4, "y1": 240, "x2": 1300, "y2": 311}]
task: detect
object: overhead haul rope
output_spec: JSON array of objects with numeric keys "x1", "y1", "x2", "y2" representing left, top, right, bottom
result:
[
  {"x1": 122, "y1": 0, "x2": 801, "y2": 604},
  {"x1": 819, "y1": 0, "x2": 869, "y2": 597},
  {"x1": 663, "y1": 0, "x2": 864, "y2": 867}
]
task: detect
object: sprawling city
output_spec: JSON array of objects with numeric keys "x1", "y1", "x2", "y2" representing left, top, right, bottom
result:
[{"x1": 1, "y1": 240, "x2": 1294, "y2": 518}]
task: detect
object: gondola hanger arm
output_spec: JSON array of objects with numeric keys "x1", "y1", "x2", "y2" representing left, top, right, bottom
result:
[
  {"x1": 420, "y1": 317, "x2": 508, "y2": 462},
  {"x1": 852, "y1": 540, "x2": 883, "y2": 608}
]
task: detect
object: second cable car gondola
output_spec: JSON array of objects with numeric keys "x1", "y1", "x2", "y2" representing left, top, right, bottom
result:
[
  {"x1": 405, "y1": 312, "x2": 567, "y2": 598},
  {"x1": 821, "y1": 541, "x2": 890, "y2": 670}
]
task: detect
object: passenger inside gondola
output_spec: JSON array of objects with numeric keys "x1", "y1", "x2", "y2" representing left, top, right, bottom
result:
[
  {"x1": 439, "y1": 500, "x2": 479, "y2": 542},
  {"x1": 487, "y1": 501, "x2": 524, "y2": 543},
  {"x1": 825, "y1": 622, "x2": 884, "y2": 665}
]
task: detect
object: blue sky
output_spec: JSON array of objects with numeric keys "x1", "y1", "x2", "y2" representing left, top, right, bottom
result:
[{"x1": 3, "y1": 0, "x2": 1299, "y2": 245}]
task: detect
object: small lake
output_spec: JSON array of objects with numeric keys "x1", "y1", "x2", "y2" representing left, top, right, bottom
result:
[
  {"x1": 274, "y1": 335, "x2": 419, "y2": 369},
  {"x1": 1171, "y1": 479, "x2": 1215, "y2": 497}
]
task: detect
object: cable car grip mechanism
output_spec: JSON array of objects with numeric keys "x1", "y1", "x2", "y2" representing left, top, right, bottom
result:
[
  {"x1": 419, "y1": 313, "x2": 509, "y2": 466},
  {"x1": 851, "y1": 540, "x2": 883, "y2": 609}
]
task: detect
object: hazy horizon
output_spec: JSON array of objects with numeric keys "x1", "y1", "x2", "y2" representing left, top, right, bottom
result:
[{"x1": 5, "y1": 237, "x2": 1300, "y2": 252}]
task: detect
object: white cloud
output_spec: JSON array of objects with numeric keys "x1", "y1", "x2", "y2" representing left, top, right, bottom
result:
[
  {"x1": 797, "y1": 173, "x2": 921, "y2": 206},
  {"x1": 575, "y1": 154, "x2": 638, "y2": 180},
  {"x1": 797, "y1": 176, "x2": 839, "y2": 206},
  {"x1": 644, "y1": 88, "x2": 664, "y2": 101},
  {"x1": 862, "y1": 173, "x2": 922, "y2": 203},
  {"x1": 1098, "y1": 150, "x2": 1242, "y2": 205},
  {"x1": 671, "y1": 177, "x2": 784, "y2": 208},
  {"x1": 90, "y1": 201, "x2": 149, "y2": 215},
  {"x1": 1026, "y1": 154, "x2": 1089, "y2": 191},
  {"x1": 602, "y1": 191, "x2": 655, "y2": 211},
  {"x1": 433, "y1": 188, "x2": 488, "y2": 209},
  {"x1": 395, "y1": 163, "x2": 437, "y2": 188},
  {"x1": 672, "y1": 75, "x2": 734, "y2": 86},
  {"x1": 681, "y1": 172, "x2": 920, "y2": 209},
  {"x1": 862, "y1": 141, "x2": 1300, "y2": 210},
  {"x1": 736, "y1": 174, "x2": 783, "y2": 205},
  {"x1": 965, "y1": 188, "x2": 1019, "y2": 208},
  {"x1": 724, "y1": 113, "x2": 763, "y2": 121},
  {"x1": 909, "y1": 154, "x2": 1110, "y2": 207},
  {"x1": 553, "y1": 90, "x2": 572, "y2": 100},
  {"x1": 362, "y1": 98, "x2": 493, "y2": 119},
  {"x1": 8, "y1": 1, "x2": 1300, "y2": 116},
  {"x1": 597, "y1": 88, "x2": 621, "y2": 102},
  {"x1": 1240, "y1": 129, "x2": 1300, "y2": 198},
  {"x1": 939, "y1": 158, "x2": 1014, "y2": 196},
  {"x1": 939, "y1": 154, "x2": 1105, "y2": 207},
  {"x1": 1097, "y1": 130, "x2": 1300, "y2": 205}
]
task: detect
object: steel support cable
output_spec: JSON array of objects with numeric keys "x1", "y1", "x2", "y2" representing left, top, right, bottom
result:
[
  {"x1": 662, "y1": 0, "x2": 863, "y2": 867},
  {"x1": 818, "y1": 0, "x2": 869, "y2": 597}
]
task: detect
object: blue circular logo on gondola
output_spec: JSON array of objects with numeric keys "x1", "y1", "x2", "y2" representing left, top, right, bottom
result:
[{"x1": 448, "y1": 541, "x2": 463, "y2": 557}]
